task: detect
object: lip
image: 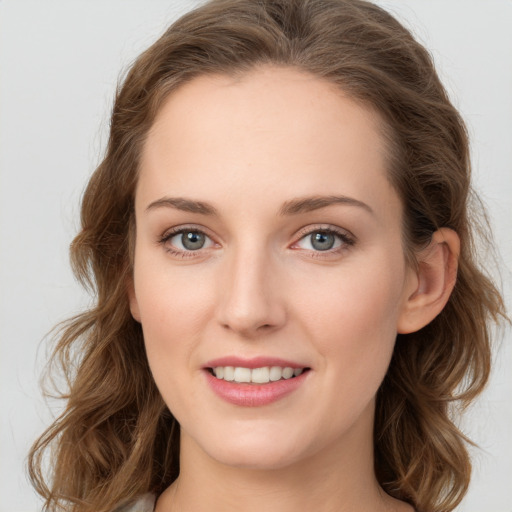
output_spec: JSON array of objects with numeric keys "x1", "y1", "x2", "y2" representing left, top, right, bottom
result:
[{"x1": 203, "y1": 357, "x2": 310, "y2": 407}]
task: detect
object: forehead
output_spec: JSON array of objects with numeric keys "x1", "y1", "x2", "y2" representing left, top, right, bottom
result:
[
  {"x1": 145, "y1": 65, "x2": 387, "y2": 160},
  {"x1": 138, "y1": 66, "x2": 398, "y2": 219}
]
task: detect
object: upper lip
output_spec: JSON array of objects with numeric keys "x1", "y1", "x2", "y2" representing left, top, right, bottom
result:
[{"x1": 204, "y1": 356, "x2": 309, "y2": 370}]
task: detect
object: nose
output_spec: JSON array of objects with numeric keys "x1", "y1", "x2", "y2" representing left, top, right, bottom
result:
[{"x1": 216, "y1": 247, "x2": 287, "y2": 338}]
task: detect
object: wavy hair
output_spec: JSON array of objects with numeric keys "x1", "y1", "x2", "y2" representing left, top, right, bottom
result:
[{"x1": 29, "y1": 1, "x2": 507, "y2": 511}]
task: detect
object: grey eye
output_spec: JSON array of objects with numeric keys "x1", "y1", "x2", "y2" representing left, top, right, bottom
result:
[
  {"x1": 295, "y1": 229, "x2": 345, "y2": 252},
  {"x1": 163, "y1": 227, "x2": 215, "y2": 255},
  {"x1": 166, "y1": 229, "x2": 213, "y2": 252},
  {"x1": 181, "y1": 231, "x2": 206, "y2": 250},
  {"x1": 310, "y1": 231, "x2": 336, "y2": 251}
]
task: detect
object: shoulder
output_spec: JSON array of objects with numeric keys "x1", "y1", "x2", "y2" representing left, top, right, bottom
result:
[{"x1": 113, "y1": 493, "x2": 156, "y2": 512}]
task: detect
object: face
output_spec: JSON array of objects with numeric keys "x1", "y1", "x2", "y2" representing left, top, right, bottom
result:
[{"x1": 130, "y1": 66, "x2": 417, "y2": 470}]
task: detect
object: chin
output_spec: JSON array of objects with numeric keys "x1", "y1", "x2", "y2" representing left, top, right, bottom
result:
[
  {"x1": 186, "y1": 424, "x2": 311, "y2": 470},
  {"x1": 208, "y1": 443, "x2": 304, "y2": 470}
]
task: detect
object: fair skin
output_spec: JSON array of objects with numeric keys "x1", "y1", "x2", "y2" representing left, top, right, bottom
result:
[{"x1": 129, "y1": 66, "x2": 459, "y2": 512}]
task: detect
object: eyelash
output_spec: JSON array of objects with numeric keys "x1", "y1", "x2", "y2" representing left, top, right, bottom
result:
[
  {"x1": 158, "y1": 224, "x2": 356, "y2": 259},
  {"x1": 292, "y1": 225, "x2": 356, "y2": 258},
  {"x1": 158, "y1": 225, "x2": 216, "y2": 259}
]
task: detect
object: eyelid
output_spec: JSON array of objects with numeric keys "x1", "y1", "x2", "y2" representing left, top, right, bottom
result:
[
  {"x1": 160, "y1": 223, "x2": 209, "y2": 239},
  {"x1": 159, "y1": 224, "x2": 219, "y2": 256},
  {"x1": 290, "y1": 224, "x2": 356, "y2": 253},
  {"x1": 158, "y1": 223, "x2": 355, "y2": 257},
  {"x1": 294, "y1": 223, "x2": 355, "y2": 240}
]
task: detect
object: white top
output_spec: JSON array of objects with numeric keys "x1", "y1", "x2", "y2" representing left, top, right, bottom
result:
[{"x1": 114, "y1": 493, "x2": 156, "y2": 512}]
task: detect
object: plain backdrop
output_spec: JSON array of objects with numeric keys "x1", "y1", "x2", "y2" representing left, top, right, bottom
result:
[{"x1": 0, "y1": 1, "x2": 511, "y2": 511}]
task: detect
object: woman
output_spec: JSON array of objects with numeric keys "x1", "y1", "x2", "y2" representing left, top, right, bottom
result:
[{"x1": 28, "y1": 1, "x2": 507, "y2": 511}]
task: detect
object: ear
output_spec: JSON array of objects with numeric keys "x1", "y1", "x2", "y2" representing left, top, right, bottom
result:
[
  {"x1": 397, "y1": 228, "x2": 460, "y2": 334},
  {"x1": 126, "y1": 276, "x2": 141, "y2": 323}
]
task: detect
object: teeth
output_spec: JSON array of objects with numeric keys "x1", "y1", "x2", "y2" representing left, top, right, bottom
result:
[
  {"x1": 251, "y1": 367, "x2": 270, "y2": 383},
  {"x1": 223, "y1": 366, "x2": 235, "y2": 381},
  {"x1": 233, "y1": 367, "x2": 251, "y2": 383},
  {"x1": 269, "y1": 366, "x2": 282, "y2": 381},
  {"x1": 212, "y1": 366, "x2": 305, "y2": 384},
  {"x1": 282, "y1": 367, "x2": 294, "y2": 379}
]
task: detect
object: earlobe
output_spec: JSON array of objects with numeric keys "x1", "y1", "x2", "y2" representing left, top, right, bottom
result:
[
  {"x1": 397, "y1": 228, "x2": 460, "y2": 334},
  {"x1": 127, "y1": 278, "x2": 141, "y2": 323}
]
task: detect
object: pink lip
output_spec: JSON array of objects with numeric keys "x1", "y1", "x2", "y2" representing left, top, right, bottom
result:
[
  {"x1": 204, "y1": 364, "x2": 310, "y2": 407},
  {"x1": 204, "y1": 356, "x2": 307, "y2": 370}
]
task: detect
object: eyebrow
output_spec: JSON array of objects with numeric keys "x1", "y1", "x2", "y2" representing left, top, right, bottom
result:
[
  {"x1": 145, "y1": 197, "x2": 218, "y2": 215},
  {"x1": 145, "y1": 194, "x2": 373, "y2": 216},
  {"x1": 279, "y1": 195, "x2": 374, "y2": 216}
]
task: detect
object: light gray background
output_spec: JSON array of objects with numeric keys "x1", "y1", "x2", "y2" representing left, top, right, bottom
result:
[{"x1": 1, "y1": 1, "x2": 511, "y2": 511}]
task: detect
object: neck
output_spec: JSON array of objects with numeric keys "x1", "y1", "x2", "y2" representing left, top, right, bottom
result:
[{"x1": 156, "y1": 404, "x2": 412, "y2": 512}]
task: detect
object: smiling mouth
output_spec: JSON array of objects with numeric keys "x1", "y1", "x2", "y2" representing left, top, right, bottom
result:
[{"x1": 207, "y1": 366, "x2": 310, "y2": 384}]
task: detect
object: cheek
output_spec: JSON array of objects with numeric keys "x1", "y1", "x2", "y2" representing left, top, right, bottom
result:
[
  {"x1": 294, "y1": 253, "x2": 406, "y2": 377},
  {"x1": 135, "y1": 245, "x2": 216, "y2": 323},
  {"x1": 132, "y1": 254, "x2": 216, "y2": 372},
  {"x1": 132, "y1": 263, "x2": 218, "y2": 417}
]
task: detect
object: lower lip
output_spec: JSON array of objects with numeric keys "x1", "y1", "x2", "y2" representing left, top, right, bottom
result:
[{"x1": 204, "y1": 370, "x2": 309, "y2": 407}]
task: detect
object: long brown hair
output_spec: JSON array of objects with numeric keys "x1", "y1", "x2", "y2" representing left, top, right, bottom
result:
[{"x1": 28, "y1": 1, "x2": 507, "y2": 511}]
